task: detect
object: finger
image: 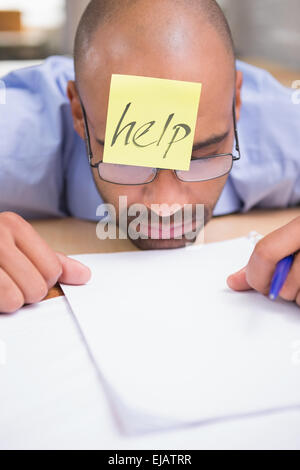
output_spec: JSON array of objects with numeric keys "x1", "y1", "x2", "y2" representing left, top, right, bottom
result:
[
  {"x1": 6, "y1": 213, "x2": 62, "y2": 288},
  {"x1": 0, "y1": 243, "x2": 49, "y2": 305},
  {"x1": 279, "y1": 252, "x2": 300, "y2": 302},
  {"x1": 254, "y1": 216, "x2": 300, "y2": 260},
  {"x1": 227, "y1": 266, "x2": 253, "y2": 291},
  {"x1": 56, "y1": 253, "x2": 91, "y2": 285},
  {"x1": 230, "y1": 217, "x2": 300, "y2": 295},
  {"x1": 0, "y1": 267, "x2": 24, "y2": 314},
  {"x1": 244, "y1": 244, "x2": 276, "y2": 295}
]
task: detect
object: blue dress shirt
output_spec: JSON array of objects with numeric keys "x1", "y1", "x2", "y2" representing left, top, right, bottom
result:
[{"x1": 0, "y1": 56, "x2": 299, "y2": 220}]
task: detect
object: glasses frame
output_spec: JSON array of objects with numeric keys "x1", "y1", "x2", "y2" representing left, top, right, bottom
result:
[{"x1": 80, "y1": 97, "x2": 241, "y2": 186}]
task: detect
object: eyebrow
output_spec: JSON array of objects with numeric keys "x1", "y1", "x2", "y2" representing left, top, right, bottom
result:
[
  {"x1": 95, "y1": 130, "x2": 230, "y2": 151},
  {"x1": 191, "y1": 131, "x2": 230, "y2": 151}
]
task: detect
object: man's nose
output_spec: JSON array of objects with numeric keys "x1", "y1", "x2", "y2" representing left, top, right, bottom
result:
[{"x1": 142, "y1": 169, "x2": 188, "y2": 212}]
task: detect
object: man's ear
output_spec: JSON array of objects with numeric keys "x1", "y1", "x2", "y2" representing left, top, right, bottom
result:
[
  {"x1": 67, "y1": 80, "x2": 85, "y2": 140},
  {"x1": 235, "y1": 70, "x2": 243, "y2": 121}
]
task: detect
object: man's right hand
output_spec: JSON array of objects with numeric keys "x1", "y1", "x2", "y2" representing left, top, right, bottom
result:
[{"x1": 0, "y1": 212, "x2": 91, "y2": 314}]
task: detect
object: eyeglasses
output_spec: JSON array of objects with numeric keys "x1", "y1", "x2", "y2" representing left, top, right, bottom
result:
[{"x1": 80, "y1": 99, "x2": 241, "y2": 186}]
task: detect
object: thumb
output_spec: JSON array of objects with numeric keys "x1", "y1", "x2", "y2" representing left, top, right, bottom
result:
[
  {"x1": 227, "y1": 266, "x2": 252, "y2": 292},
  {"x1": 56, "y1": 252, "x2": 91, "y2": 285}
]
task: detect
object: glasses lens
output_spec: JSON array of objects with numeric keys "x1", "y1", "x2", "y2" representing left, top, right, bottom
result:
[
  {"x1": 176, "y1": 155, "x2": 233, "y2": 182},
  {"x1": 98, "y1": 162, "x2": 156, "y2": 185}
]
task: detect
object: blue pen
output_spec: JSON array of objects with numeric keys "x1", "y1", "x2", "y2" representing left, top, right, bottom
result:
[{"x1": 269, "y1": 254, "x2": 294, "y2": 301}]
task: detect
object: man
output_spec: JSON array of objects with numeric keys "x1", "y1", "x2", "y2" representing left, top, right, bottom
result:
[{"x1": 0, "y1": 0, "x2": 299, "y2": 313}]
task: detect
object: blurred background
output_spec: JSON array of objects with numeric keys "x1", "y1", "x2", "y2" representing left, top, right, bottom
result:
[{"x1": 0, "y1": 0, "x2": 299, "y2": 84}]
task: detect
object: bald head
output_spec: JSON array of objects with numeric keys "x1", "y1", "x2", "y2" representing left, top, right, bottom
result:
[{"x1": 74, "y1": 0, "x2": 235, "y2": 82}]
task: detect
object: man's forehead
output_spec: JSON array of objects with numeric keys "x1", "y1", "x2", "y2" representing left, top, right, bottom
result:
[
  {"x1": 78, "y1": 12, "x2": 235, "y2": 135},
  {"x1": 79, "y1": 9, "x2": 234, "y2": 103},
  {"x1": 80, "y1": 69, "x2": 234, "y2": 140}
]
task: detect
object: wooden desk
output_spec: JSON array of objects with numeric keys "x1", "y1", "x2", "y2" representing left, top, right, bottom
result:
[{"x1": 30, "y1": 208, "x2": 300, "y2": 300}]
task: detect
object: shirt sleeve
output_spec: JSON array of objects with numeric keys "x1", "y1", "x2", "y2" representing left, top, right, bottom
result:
[
  {"x1": 0, "y1": 56, "x2": 76, "y2": 219},
  {"x1": 228, "y1": 60, "x2": 300, "y2": 213}
]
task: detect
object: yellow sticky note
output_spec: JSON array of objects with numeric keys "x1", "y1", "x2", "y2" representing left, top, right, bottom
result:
[{"x1": 103, "y1": 74, "x2": 202, "y2": 171}]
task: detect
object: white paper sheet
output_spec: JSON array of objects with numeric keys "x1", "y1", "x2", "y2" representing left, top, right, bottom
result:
[
  {"x1": 0, "y1": 296, "x2": 115, "y2": 450},
  {"x1": 62, "y1": 237, "x2": 300, "y2": 435},
  {"x1": 1, "y1": 257, "x2": 300, "y2": 449}
]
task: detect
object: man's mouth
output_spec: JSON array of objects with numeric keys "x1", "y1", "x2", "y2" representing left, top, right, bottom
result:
[
  {"x1": 138, "y1": 219, "x2": 198, "y2": 240},
  {"x1": 119, "y1": 203, "x2": 211, "y2": 245}
]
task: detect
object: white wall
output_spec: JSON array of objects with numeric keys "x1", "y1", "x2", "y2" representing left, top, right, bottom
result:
[
  {"x1": 219, "y1": 0, "x2": 300, "y2": 69},
  {"x1": 0, "y1": 0, "x2": 65, "y2": 28},
  {"x1": 63, "y1": 0, "x2": 89, "y2": 54}
]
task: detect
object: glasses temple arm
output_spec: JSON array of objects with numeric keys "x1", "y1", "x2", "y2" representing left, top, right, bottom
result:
[
  {"x1": 232, "y1": 98, "x2": 241, "y2": 158},
  {"x1": 80, "y1": 99, "x2": 97, "y2": 166}
]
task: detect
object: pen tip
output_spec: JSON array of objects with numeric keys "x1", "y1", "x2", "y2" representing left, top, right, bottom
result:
[{"x1": 269, "y1": 294, "x2": 276, "y2": 301}]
